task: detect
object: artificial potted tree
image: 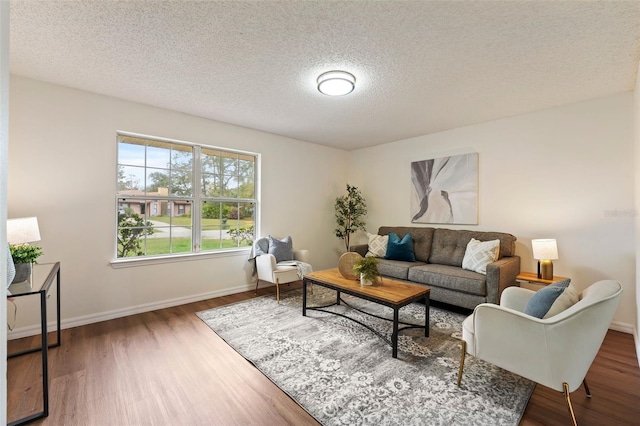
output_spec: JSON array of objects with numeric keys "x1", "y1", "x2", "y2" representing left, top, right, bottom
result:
[
  {"x1": 334, "y1": 184, "x2": 367, "y2": 252},
  {"x1": 353, "y1": 256, "x2": 379, "y2": 286},
  {"x1": 9, "y1": 243, "x2": 43, "y2": 283}
]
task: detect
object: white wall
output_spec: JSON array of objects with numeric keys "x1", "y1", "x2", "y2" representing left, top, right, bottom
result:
[
  {"x1": 1, "y1": 1, "x2": 9, "y2": 421},
  {"x1": 8, "y1": 76, "x2": 348, "y2": 332},
  {"x1": 634, "y1": 59, "x2": 640, "y2": 361},
  {"x1": 348, "y1": 93, "x2": 636, "y2": 330}
]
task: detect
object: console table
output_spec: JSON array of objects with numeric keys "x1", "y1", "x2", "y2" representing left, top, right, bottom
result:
[{"x1": 7, "y1": 262, "x2": 61, "y2": 426}]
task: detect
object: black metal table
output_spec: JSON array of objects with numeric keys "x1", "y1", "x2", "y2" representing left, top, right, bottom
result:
[{"x1": 7, "y1": 262, "x2": 61, "y2": 426}]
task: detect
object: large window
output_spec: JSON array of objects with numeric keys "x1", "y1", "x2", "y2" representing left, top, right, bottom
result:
[{"x1": 116, "y1": 133, "x2": 256, "y2": 259}]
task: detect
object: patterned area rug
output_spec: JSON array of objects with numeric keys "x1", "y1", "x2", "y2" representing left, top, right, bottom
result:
[{"x1": 197, "y1": 287, "x2": 534, "y2": 425}]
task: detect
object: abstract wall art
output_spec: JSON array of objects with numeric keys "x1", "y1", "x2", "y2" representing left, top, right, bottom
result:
[{"x1": 410, "y1": 153, "x2": 478, "y2": 224}]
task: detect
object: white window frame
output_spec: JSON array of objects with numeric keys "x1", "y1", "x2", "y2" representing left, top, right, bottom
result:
[{"x1": 112, "y1": 131, "x2": 259, "y2": 267}]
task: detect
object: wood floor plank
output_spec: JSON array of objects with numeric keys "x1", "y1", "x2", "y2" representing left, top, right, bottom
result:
[{"x1": 7, "y1": 283, "x2": 640, "y2": 425}]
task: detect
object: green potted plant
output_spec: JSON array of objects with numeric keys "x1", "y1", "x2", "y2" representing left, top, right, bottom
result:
[
  {"x1": 9, "y1": 243, "x2": 43, "y2": 283},
  {"x1": 334, "y1": 184, "x2": 367, "y2": 252},
  {"x1": 353, "y1": 256, "x2": 379, "y2": 286}
]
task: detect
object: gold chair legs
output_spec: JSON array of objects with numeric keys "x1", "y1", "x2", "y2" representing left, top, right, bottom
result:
[
  {"x1": 562, "y1": 379, "x2": 591, "y2": 426},
  {"x1": 457, "y1": 340, "x2": 466, "y2": 386},
  {"x1": 563, "y1": 382, "x2": 578, "y2": 426},
  {"x1": 276, "y1": 278, "x2": 280, "y2": 304}
]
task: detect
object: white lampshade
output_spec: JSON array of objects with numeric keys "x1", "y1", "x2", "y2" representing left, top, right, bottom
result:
[
  {"x1": 317, "y1": 70, "x2": 356, "y2": 96},
  {"x1": 531, "y1": 239, "x2": 558, "y2": 260},
  {"x1": 7, "y1": 217, "x2": 41, "y2": 244}
]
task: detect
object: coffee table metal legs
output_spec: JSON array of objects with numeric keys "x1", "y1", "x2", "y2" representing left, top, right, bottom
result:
[
  {"x1": 392, "y1": 309, "x2": 399, "y2": 358},
  {"x1": 302, "y1": 279, "x2": 307, "y2": 316}
]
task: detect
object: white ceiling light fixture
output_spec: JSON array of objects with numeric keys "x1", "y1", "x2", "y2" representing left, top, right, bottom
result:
[{"x1": 317, "y1": 70, "x2": 356, "y2": 96}]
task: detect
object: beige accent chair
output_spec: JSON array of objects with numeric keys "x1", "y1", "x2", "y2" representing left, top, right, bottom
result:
[
  {"x1": 457, "y1": 280, "x2": 623, "y2": 426},
  {"x1": 254, "y1": 243, "x2": 310, "y2": 303}
]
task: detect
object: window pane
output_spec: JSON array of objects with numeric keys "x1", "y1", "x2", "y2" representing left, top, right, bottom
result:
[
  {"x1": 146, "y1": 168, "x2": 170, "y2": 195},
  {"x1": 146, "y1": 144, "x2": 171, "y2": 168},
  {"x1": 222, "y1": 175, "x2": 239, "y2": 198},
  {"x1": 170, "y1": 145, "x2": 193, "y2": 196},
  {"x1": 118, "y1": 165, "x2": 145, "y2": 193},
  {"x1": 117, "y1": 208, "x2": 152, "y2": 258},
  {"x1": 202, "y1": 149, "x2": 221, "y2": 174},
  {"x1": 227, "y1": 202, "x2": 255, "y2": 247},
  {"x1": 201, "y1": 172, "x2": 220, "y2": 197},
  {"x1": 201, "y1": 201, "x2": 222, "y2": 250},
  {"x1": 145, "y1": 201, "x2": 193, "y2": 256},
  {"x1": 118, "y1": 141, "x2": 145, "y2": 166},
  {"x1": 238, "y1": 156, "x2": 255, "y2": 198}
]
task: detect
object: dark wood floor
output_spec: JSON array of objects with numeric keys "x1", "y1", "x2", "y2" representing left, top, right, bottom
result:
[{"x1": 7, "y1": 282, "x2": 640, "y2": 425}]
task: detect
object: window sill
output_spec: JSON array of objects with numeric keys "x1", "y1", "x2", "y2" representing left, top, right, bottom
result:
[{"x1": 110, "y1": 247, "x2": 252, "y2": 269}]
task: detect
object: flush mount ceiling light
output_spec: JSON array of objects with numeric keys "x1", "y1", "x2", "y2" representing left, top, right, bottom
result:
[{"x1": 317, "y1": 70, "x2": 356, "y2": 96}]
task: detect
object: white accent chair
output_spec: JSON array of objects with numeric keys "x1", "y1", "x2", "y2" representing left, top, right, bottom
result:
[
  {"x1": 457, "y1": 280, "x2": 623, "y2": 426},
  {"x1": 254, "y1": 239, "x2": 310, "y2": 303}
]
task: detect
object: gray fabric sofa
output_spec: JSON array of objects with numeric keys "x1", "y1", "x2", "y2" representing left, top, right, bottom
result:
[{"x1": 350, "y1": 226, "x2": 521, "y2": 310}]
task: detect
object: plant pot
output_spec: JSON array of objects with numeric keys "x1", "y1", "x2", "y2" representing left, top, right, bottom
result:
[
  {"x1": 12, "y1": 263, "x2": 31, "y2": 284},
  {"x1": 360, "y1": 273, "x2": 374, "y2": 287}
]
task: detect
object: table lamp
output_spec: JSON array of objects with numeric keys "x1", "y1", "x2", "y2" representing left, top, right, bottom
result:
[
  {"x1": 532, "y1": 239, "x2": 558, "y2": 280},
  {"x1": 7, "y1": 216, "x2": 41, "y2": 245}
]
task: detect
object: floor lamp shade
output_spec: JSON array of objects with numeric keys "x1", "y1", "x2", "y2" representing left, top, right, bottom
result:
[{"x1": 532, "y1": 239, "x2": 558, "y2": 280}]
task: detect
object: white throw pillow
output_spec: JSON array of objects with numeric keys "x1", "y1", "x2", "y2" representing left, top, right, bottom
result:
[
  {"x1": 462, "y1": 238, "x2": 500, "y2": 274},
  {"x1": 366, "y1": 233, "x2": 388, "y2": 258}
]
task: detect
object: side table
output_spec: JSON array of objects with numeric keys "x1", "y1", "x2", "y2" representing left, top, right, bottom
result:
[
  {"x1": 516, "y1": 271, "x2": 569, "y2": 291},
  {"x1": 7, "y1": 262, "x2": 61, "y2": 426}
]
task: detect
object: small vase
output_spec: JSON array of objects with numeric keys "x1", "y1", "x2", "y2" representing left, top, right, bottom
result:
[
  {"x1": 12, "y1": 263, "x2": 31, "y2": 284},
  {"x1": 360, "y1": 273, "x2": 374, "y2": 287}
]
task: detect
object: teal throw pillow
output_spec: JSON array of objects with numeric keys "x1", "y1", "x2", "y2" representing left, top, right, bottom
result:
[
  {"x1": 385, "y1": 232, "x2": 416, "y2": 262},
  {"x1": 523, "y1": 279, "x2": 576, "y2": 319},
  {"x1": 268, "y1": 235, "x2": 294, "y2": 263}
]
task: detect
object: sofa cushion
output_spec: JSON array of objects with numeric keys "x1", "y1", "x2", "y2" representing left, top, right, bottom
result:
[
  {"x1": 366, "y1": 233, "x2": 388, "y2": 258},
  {"x1": 408, "y1": 264, "x2": 487, "y2": 296},
  {"x1": 378, "y1": 226, "x2": 435, "y2": 263},
  {"x1": 429, "y1": 229, "x2": 517, "y2": 266},
  {"x1": 462, "y1": 238, "x2": 500, "y2": 274},
  {"x1": 377, "y1": 258, "x2": 427, "y2": 280},
  {"x1": 385, "y1": 232, "x2": 416, "y2": 262}
]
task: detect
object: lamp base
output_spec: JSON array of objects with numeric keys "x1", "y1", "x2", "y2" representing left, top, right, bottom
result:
[{"x1": 539, "y1": 260, "x2": 554, "y2": 280}]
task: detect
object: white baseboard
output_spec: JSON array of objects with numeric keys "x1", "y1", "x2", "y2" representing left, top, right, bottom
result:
[
  {"x1": 7, "y1": 282, "x2": 259, "y2": 340},
  {"x1": 634, "y1": 326, "x2": 640, "y2": 368},
  {"x1": 609, "y1": 320, "x2": 635, "y2": 335}
]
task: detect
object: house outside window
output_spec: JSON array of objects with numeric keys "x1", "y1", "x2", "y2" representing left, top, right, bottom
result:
[{"x1": 116, "y1": 133, "x2": 257, "y2": 259}]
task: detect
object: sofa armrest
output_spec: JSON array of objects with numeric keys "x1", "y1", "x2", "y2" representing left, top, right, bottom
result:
[
  {"x1": 349, "y1": 244, "x2": 368, "y2": 257},
  {"x1": 485, "y1": 255, "x2": 521, "y2": 304}
]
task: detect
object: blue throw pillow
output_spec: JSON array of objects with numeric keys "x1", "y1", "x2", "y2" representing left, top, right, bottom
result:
[
  {"x1": 523, "y1": 279, "x2": 573, "y2": 318},
  {"x1": 385, "y1": 232, "x2": 416, "y2": 262},
  {"x1": 268, "y1": 235, "x2": 294, "y2": 263}
]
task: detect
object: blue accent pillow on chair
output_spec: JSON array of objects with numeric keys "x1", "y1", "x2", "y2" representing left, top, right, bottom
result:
[
  {"x1": 268, "y1": 235, "x2": 294, "y2": 263},
  {"x1": 385, "y1": 232, "x2": 416, "y2": 262},
  {"x1": 524, "y1": 279, "x2": 576, "y2": 318}
]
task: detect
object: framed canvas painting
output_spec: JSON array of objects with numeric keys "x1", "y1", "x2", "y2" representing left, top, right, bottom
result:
[{"x1": 410, "y1": 153, "x2": 478, "y2": 224}]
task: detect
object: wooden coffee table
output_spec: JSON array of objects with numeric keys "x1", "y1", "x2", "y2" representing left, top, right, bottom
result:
[{"x1": 302, "y1": 268, "x2": 430, "y2": 358}]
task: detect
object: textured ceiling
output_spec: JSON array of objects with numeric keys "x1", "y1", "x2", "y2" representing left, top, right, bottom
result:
[{"x1": 9, "y1": 1, "x2": 640, "y2": 151}]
